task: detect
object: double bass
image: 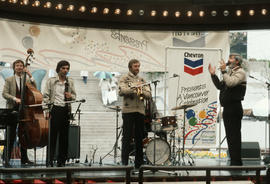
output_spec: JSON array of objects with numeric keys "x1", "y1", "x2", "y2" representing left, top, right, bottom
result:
[{"x1": 18, "y1": 49, "x2": 48, "y2": 149}]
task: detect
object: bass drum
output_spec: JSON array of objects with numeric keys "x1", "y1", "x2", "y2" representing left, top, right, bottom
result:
[{"x1": 145, "y1": 138, "x2": 170, "y2": 165}]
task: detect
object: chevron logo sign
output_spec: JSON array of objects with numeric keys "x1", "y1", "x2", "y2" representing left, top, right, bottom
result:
[{"x1": 184, "y1": 58, "x2": 204, "y2": 76}]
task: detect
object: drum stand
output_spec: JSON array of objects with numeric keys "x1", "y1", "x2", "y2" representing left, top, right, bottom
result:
[
  {"x1": 100, "y1": 106, "x2": 121, "y2": 165},
  {"x1": 167, "y1": 105, "x2": 196, "y2": 176},
  {"x1": 169, "y1": 129, "x2": 177, "y2": 165},
  {"x1": 179, "y1": 105, "x2": 195, "y2": 166}
]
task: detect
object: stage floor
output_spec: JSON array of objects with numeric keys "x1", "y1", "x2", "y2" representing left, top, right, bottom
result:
[{"x1": 0, "y1": 158, "x2": 268, "y2": 183}]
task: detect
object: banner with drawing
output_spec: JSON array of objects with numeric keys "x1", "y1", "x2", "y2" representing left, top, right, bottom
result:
[
  {"x1": 0, "y1": 20, "x2": 229, "y2": 72},
  {"x1": 166, "y1": 47, "x2": 222, "y2": 147}
]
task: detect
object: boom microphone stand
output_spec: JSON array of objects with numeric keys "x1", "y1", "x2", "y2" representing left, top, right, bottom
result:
[
  {"x1": 249, "y1": 75, "x2": 270, "y2": 164},
  {"x1": 150, "y1": 74, "x2": 180, "y2": 165},
  {"x1": 100, "y1": 106, "x2": 121, "y2": 165},
  {"x1": 250, "y1": 75, "x2": 270, "y2": 164},
  {"x1": 71, "y1": 101, "x2": 83, "y2": 125},
  {"x1": 265, "y1": 81, "x2": 270, "y2": 163},
  {"x1": 70, "y1": 102, "x2": 84, "y2": 164},
  {"x1": 151, "y1": 79, "x2": 159, "y2": 165}
]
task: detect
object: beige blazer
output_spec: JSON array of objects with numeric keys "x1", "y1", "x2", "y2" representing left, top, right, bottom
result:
[
  {"x1": 2, "y1": 75, "x2": 35, "y2": 109},
  {"x1": 119, "y1": 72, "x2": 151, "y2": 115}
]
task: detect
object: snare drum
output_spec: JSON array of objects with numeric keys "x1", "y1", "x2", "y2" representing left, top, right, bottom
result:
[
  {"x1": 145, "y1": 138, "x2": 170, "y2": 165},
  {"x1": 161, "y1": 116, "x2": 177, "y2": 131}
]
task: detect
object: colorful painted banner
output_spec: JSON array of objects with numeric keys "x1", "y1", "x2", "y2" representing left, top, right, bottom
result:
[{"x1": 166, "y1": 47, "x2": 222, "y2": 147}]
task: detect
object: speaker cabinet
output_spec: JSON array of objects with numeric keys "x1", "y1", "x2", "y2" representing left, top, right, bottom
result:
[
  {"x1": 55, "y1": 125, "x2": 80, "y2": 160},
  {"x1": 241, "y1": 142, "x2": 261, "y2": 160}
]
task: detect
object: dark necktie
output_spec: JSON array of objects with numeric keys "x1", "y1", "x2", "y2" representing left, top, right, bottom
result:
[{"x1": 19, "y1": 77, "x2": 22, "y2": 94}]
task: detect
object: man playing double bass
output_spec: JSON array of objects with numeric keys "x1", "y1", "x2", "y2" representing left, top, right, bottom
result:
[
  {"x1": 2, "y1": 59, "x2": 35, "y2": 165},
  {"x1": 43, "y1": 60, "x2": 76, "y2": 167}
]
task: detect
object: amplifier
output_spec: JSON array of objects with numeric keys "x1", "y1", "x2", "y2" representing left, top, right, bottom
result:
[{"x1": 54, "y1": 125, "x2": 80, "y2": 160}]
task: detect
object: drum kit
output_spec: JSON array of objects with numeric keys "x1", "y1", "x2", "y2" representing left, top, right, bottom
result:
[
  {"x1": 144, "y1": 103, "x2": 197, "y2": 166},
  {"x1": 102, "y1": 103, "x2": 197, "y2": 167}
]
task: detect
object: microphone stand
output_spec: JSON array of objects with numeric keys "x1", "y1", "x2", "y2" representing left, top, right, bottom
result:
[
  {"x1": 131, "y1": 75, "x2": 179, "y2": 89},
  {"x1": 151, "y1": 79, "x2": 160, "y2": 166},
  {"x1": 249, "y1": 75, "x2": 270, "y2": 164},
  {"x1": 263, "y1": 81, "x2": 270, "y2": 163},
  {"x1": 46, "y1": 102, "x2": 53, "y2": 167},
  {"x1": 70, "y1": 102, "x2": 82, "y2": 164},
  {"x1": 71, "y1": 102, "x2": 82, "y2": 125},
  {"x1": 150, "y1": 75, "x2": 179, "y2": 166},
  {"x1": 100, "y1": 106, "x2": 121, "y2": 165}
]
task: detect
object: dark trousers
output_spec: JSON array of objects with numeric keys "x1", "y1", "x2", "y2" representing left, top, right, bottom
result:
[
  {"x1": 3, "y1": 122, "x2": 28, "y2": 163},
  {"x1": 223, "y1": 102, "x2": 243, "y2": 165},
  {"x1": 49, "y1": 105, "x2": 69, "y2": 164},
  {"x1": 7, "y1": 123, "x2": 28, "y2": 161},
  {"x1": 121, "y1": 112, "x2": 144, "y2": 168}
]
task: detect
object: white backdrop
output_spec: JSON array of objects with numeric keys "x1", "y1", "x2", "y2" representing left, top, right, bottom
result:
[
  {"x1": 0, "y1": 19, "x2": 229, "y2": 72},
  {"x1": 166, "y1": 47, "x2": 222, "y2": 147},
  {"x1": 0, "y1": 19, "x2": 231, "y2": 161}
]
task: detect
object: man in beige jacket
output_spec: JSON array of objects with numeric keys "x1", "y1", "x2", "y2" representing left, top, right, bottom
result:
[
  {"x1": 2, "y1": 59, "x2": 35, "y2": 165},
  {"x1": 208, "y1": 53, "x2": 246, "y2": 166},
  {"x1": 119, "y1": 59, "x2": 151, "y2": 169}
]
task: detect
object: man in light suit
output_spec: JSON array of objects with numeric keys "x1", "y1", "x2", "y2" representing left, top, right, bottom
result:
[{"x1": 2, "y1": 59, "x2": 35, "y2": 165}]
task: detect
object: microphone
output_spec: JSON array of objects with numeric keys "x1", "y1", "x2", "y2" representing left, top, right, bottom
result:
[
  {"x1": 173, "y1": 73, "x2": 179, "y2": 77},
  {"x1": 218, "y1": 62, "x2": 230, "y2": 70},
  {"x1": 27, "y1": 48, "x2": 34, "y2": 55},
  {"x1": 77, "y1": 99, "x2": 86, "y2": 103}
]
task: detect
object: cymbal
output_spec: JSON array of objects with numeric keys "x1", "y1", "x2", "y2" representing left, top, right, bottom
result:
[
  {"x1": 107, "y1": 106, "x2": 121, "y2": 111},
  {"x1": 171, "y1": 104, "x2": 197, "y2": 110}
]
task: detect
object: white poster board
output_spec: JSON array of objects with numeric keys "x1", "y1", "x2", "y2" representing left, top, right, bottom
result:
[{"x1": 166, "y1": 47, "x2": 222, "y2": 147}]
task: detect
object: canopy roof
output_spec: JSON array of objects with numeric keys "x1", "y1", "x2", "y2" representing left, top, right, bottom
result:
[{"x1": 0, "y1": 0, "x2": 270, "y2": 30}]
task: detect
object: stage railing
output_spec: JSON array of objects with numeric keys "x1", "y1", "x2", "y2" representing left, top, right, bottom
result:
[
  {"x1": 0, "y1": 165, "x2": 134, "y2": 184},
  {"x1": 138, "y1": 165, "x2": 266, "y2": 184}
]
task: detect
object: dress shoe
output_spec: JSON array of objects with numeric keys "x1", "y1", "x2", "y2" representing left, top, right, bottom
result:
[
  {"x1": 21, "y1": 159, "x2": 34, "y2": 165},
  {"x1": 230, "y1": 161, "x2": 243, "y2": 166},
  {"x1": 57, "y1": 162, "x2": 65, "y2": 167},
  {"x1": 47, "y1": 161, "x2": 54, "y2": 167},
  {"x1": 4, "y1": 161, "x2": 11, "y2": 168}
]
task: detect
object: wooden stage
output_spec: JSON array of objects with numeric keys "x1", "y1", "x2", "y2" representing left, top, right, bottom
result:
[{"x1": 0, "y1": 158, "x2": 269, "y2": 184}]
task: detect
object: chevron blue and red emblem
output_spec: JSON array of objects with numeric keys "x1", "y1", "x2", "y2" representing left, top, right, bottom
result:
[{"x1": 184, "y1": 58, "x2": 203, "y2": 76}]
